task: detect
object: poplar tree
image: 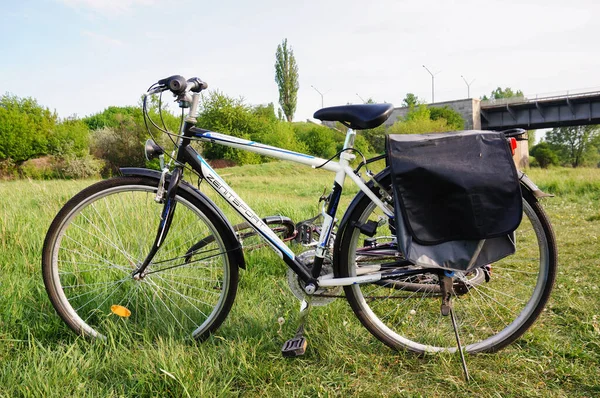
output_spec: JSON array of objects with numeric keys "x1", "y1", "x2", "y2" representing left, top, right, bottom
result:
[{"x1": 275, "y1": 39, "x2": 299, "y2": 122}]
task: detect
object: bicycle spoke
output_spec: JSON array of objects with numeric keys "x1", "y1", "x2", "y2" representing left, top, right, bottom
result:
[
  {"x1": 149, "y1": 276, "x2": 211, "y2": 319},
  {"x1": 43, "y1": 179, "x2": 237, "y2": 340},
  {"x1": 142, "y1": 279, "x2": 186, "y2": 332},
  {"x1": 151, "y1": 274, "x2": 221, "y2": 297}
]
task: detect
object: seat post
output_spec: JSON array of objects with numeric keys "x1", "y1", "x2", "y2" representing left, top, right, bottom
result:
[{"x1": 342, "y1": 127, "x2": 356, "y2": 153}]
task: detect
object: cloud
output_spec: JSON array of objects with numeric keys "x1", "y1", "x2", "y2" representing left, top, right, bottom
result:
[
  {"x1": 82, "y1": 30, "x2": 124, "y2": 47},
  {"x1": 57, "y1": 0, "x2": 155, "y2": 15}
]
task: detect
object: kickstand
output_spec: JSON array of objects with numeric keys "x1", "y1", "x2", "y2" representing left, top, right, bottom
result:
[
  {"x1": 281, "y1": 299, "x2": 311, "y2": 357},
  {"x1": 440, "y1": 272, "x2": 470, "y2": 383},
  {"x1": 450, "y1": 308, "x2": 470, "y2": 382}
]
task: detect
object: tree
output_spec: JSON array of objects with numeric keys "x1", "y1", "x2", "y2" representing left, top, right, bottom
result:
[
  {"x1": 482, "y1": 87, "x2": 524, "y2": 101},
  {"x1": 545, "y1": 125, "x2": 600, "y2": 167},
  {"x1": 0, "y1": 94, "x2": 57, "y2": 162},
  {"x1": 429, "y1": 106, "x2": 465, "y2": 130},
  {"x1": 401, "y1": 93, "x2": 421, "y2": 108},
  {"x1": 274, "y1": 39, "x2": 299, "y2": 122},
  {"x1": 528, "y1": 130, "x2": 536, "y2": 148}
]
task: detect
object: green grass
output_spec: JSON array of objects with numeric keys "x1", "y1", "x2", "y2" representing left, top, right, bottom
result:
[{"x1": 1, "y1": 164, "x2": 599, "y2": 397}]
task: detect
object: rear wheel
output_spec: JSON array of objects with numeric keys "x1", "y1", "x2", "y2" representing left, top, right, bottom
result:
[
  {"x1": 337, "y1": 172, "x2": 556, "y2": 354},
  {"x1": 42, "y1": 176, "x2": 239, "y2": 340}
]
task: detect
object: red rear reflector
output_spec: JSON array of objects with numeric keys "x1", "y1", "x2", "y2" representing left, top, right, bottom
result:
[{"x1": 509, "y1": 137, "x2": 517, "y2": 155}]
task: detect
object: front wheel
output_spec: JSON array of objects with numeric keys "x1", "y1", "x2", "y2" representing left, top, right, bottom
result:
[
  {"x1": 336, "y1": 172, "x2": 556, "y2": 354},
  {"x1": 42, "y1": 176, "x2": 239, "y2": 340}
]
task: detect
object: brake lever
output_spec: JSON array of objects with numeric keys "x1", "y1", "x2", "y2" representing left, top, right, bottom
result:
[{"x1": 146, "y1": 85, "x2": 168, "y2": 96}]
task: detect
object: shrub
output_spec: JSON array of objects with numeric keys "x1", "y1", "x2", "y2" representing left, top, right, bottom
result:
[
  {"x1": 197, "y1": 92, "x2": 306, "y2": 165},
  {"x1": 57, "y1": 154, "x2": 104, "y2": 179},
  {"x1": 0, "y1": 158, "x2": 17, "y2": 178},
  {"x1": 19, "y1": 156, "x2": 59, "y2": 179},
  {"x1": 429, "y1": 106, "x2": 465, "y2": 130},
  {"x1": 90, "y1": 121, "x2": 147, "y2": 176},
  {"x1": 293, "y1": 122, "x2": 337, "y2": 158},
  {"x1": 361, "y1": 125, "x2": 387, "y2": 154},
  {"x1": 530, "y1": 142, "x2": 559, "y2": 168},
  {"x1": 18, "y1": 155, "x2": 103, "y2": 179},
  {"x1": 388, "y1": 104, "x2": 449, "y2": 135}
]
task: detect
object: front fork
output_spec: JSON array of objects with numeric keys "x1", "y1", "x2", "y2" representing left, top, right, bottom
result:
[{"x1": 132, "y1": 167, "x2": 183, "y2": 279}]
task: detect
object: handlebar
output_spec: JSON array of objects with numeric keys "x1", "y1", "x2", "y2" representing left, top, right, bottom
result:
[{"x1": 149, "y1": 75, "x2": 208, "y2": 95}]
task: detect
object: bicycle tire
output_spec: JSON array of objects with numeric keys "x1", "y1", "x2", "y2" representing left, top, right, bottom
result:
[
  {"x1": 42, "y1": 176, "x2": 239, "y2": 340},
  {"x1": 336, "y1": 171, "x2": 557, "y2": 354}
]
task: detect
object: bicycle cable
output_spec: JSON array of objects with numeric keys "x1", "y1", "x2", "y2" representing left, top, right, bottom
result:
[
  {"x1": 314, "y1": 148, "x2": 368, "y2": 171},
  {"x1": 142, "y1": 91, "x2": 203, "y2": 183}
]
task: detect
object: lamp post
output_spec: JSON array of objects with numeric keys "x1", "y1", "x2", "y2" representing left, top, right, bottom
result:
[
  {"x1": 461, "y1": 75, "x2": 475, "y2": 98},
  {"x1": 311, "y1": 85, "x2": 324, "y2": 109},
  {"x1": 356, "y1": 93, "x2": 366, "y2": 103},
  {"x1": 422, "y1": 65, "x2": 439, "y2": 103}
]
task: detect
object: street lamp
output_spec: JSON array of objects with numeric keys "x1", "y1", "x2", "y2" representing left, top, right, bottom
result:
[
  {"x1": 422, "y1": 65, "x2": 440, "y2": 103},
  {"x1": 356, "y1": 93, "x2": 366, "y2": 103},
  {"x1": 311, "y1": 85, "x2": 324, "y2": 109},
  {"x1": 461, "y1": 75, "x2": 475, "y2": 98}
]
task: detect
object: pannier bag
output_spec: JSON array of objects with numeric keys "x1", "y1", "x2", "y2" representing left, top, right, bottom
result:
[{"x1": 386, "y1": 130, "x2": 522, "y2": 271}]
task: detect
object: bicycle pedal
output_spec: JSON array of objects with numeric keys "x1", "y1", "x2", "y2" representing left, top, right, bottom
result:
[{"x1": 281, "y1": 336, "x2": 308, "y2": 357}]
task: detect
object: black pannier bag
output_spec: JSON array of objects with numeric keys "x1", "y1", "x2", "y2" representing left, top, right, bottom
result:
[{"x1": 386, "y1": 130, "x2": 522, "y2": 271}]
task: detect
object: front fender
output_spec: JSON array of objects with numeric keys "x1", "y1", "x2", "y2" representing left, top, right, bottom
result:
[{"x1": 120, "y1": 167, "x2": 246, "y2": 269}]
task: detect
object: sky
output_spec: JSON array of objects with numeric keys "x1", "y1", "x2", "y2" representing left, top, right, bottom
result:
[{"x1": 1, "y1": 0, "x2": 600, "y2": 123}]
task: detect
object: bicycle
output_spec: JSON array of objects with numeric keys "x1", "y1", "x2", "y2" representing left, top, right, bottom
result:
[
  {"x1": 189, "y1": 214, "x2": 296, "y2": 255},
  {"x1": 42, "y1": 75, "x2": 557, "y2": 358}
]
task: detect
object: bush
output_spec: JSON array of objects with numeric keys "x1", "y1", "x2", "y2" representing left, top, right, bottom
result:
[
  {"x1": 197, "y1": 92, "x2": 306, "y2": 165},
  {"x1": 57, "y1": 155, "x2": 104, "y2": 179},
  {"x1": 293, "y1": 122, "x2": 338, "y2": 158},
  {"x1": 387, "y1": 105, "x2": 449, "y2": 135},
  {"x1": 361, "y1": 125, "x2": 387, "y2": 154},
  {"x1": 18, "y1": 155, "x2": 103, "y2": 179},
  {"x1": 529, "y1": 156, "x2": 539, "y2": 168},
  {"x1": 0, "y1": 158, "x2": 17, "y2": 178},
  {"x1": 530, "y1": 142, "x2": 559, "y2": 169},
  {"x1": 429, "y1": 106, "x2": 465, "y2": 130},
  {"x1": 90, "y1": 121, "x2": 147, "y2": 176},
  {"x1": 19, "y1": 156, "x2": 59, "y2": 179}
]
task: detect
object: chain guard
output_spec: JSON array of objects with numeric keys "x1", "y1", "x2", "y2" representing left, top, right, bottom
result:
[{"x1": 287, "y1": 249, "x2": 341, "y2": 306}]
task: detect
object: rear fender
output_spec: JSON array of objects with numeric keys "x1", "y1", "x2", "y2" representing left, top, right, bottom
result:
[
  {"x1": 333, "y1": 167, "x2": 552, "y2": 275},
  {"x1": 518, "y1": 171, "x2": 554, "y2": 198}
]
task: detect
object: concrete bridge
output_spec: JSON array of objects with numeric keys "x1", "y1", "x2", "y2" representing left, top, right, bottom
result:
[
  {"x1": 384, "y1": 89, "x2": 600, "y2": 167},
  {"x1": 384, "y1": 90, "x2": 600, "y2": 131}
]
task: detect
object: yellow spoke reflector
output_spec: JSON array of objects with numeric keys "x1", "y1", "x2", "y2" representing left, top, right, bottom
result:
[{"x1": 111, "y1": 305, "x2": 131, "y2": 318}]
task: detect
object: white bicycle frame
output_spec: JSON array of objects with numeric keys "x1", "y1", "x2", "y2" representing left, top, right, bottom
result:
[{"x1": 186, "y1": 129, "x2": 394, "y2": 288}]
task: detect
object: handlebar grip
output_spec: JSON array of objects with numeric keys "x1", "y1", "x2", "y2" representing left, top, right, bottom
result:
[
  {"x1": 187, "y1": 77, "x2": 208, "y2": 93},
  {"x1": 157, "y1": 75, "x2": 187, "y2": 95}
]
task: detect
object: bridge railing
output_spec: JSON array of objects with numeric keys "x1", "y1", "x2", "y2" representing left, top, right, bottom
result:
[{"x1": 481, "y1": 86, "x2": 600, "y2": 108}]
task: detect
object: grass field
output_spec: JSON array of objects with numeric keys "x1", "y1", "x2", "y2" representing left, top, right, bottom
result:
[{"x1": 0, "y1": 162, "x2": 599, "y2": 397}]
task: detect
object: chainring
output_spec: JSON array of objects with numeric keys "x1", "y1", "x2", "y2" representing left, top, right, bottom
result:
[{"x1": 286, "y1": 249, "x2": 342, "y2": 306}]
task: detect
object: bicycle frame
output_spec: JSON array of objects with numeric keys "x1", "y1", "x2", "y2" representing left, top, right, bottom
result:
[{"x1": 142, "y1": 91, "x2": 409, "y2": 291}]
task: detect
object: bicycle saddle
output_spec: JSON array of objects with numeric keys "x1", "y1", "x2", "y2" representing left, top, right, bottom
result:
[{"x1": 313, "y1": 103, "x2": 394, "y2": 130}]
